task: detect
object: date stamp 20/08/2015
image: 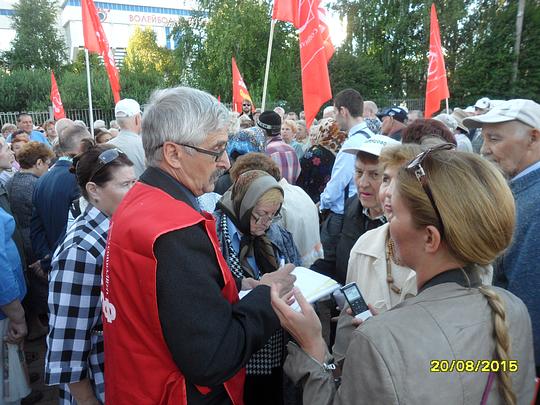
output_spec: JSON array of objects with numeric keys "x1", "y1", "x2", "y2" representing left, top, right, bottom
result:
[{"x1": 430, "y1": 360, "x2": 518, "y2": 373}]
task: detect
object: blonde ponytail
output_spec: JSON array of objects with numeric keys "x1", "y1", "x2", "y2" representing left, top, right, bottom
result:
[{"x1": 478, "y1": 286, "x2": 516, "y2": 405}]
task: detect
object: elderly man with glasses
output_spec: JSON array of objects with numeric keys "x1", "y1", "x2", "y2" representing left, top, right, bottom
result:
[{"x1": 102, "y1": 86, "x2": 296, "y2": 405}]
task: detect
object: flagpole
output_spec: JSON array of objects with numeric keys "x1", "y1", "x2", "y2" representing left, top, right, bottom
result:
[
  {"x1": 445, "y1": 98, "x2": 449, "y2": 114},
  {"x1": 261, "y1": 19, "x2": 276, "y2": 111},
  {"x1": 84, "y1": 49, "x2": 95, "y2": 135}
]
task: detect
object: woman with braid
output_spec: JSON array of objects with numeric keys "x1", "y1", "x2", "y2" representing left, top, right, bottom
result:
[{"x1": 271, "y1": 146, "x2": 536, "y2": 404}]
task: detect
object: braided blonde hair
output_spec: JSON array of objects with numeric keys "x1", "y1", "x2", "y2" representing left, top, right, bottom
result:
[
  {"x1": 478, "y1": 286, "x2": 516, "y2": 405},
  {"x1": 397, "y1": 151, "x2": 517, "y2": 403}
]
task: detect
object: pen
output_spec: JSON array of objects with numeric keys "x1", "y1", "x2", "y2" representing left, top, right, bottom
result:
[{"x1": 280, "y1": 258, "x2": 285, "y2": 268}]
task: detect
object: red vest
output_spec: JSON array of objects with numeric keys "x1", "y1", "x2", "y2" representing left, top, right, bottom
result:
[{"x1": 102, "y1": 182, "x2": 245, "y2": 404}]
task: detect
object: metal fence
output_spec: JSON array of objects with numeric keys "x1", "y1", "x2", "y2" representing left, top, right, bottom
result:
[
  {"x1": 0, "y1": 99, "x2": 426, "y2": 128},
  {"x1": 0, "y1": 108, "x2": 116, "y2": 127}
]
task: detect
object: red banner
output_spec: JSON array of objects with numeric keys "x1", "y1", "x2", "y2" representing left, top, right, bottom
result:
[
  {"x1": 232, "y1": 57, "x2": 255, "y2": 113},
  {"x1": 425, "y1": 4, "x2": 449, "y2": 118},
  {"x1": 81, "y1": 0, "x2": 121, "y2": 103},
  {"x1": 50, "y1": 71, "x2": 66, "y2": 120},
  {"x1": 273, "y1": 0, "x2": 332, "y2": 128}
]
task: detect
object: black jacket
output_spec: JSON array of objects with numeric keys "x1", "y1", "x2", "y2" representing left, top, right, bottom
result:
[
  {"x1": 311, "y1": 196, "x2": 385, "y2": 284},
  {"x1": 141, "y1": 167, "x2": 280, "y2": 405}
]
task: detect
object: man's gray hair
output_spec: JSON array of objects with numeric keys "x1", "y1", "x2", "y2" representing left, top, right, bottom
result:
[
  {"x1": 143, "y1": 86, "x2": 229, "y2": 166},
  {"x1": 59, "y1": 125, "x2": 92, "y2": 155}
]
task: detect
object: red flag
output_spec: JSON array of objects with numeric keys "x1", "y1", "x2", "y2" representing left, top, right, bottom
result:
[
  {"x1": 232, "y1": 58, "x2": 255, "y2": 113},
  {"x1": 317, "y1": 6, "x2": 334, "y2": 61},
  {"x1": 297, "y1": 0, "x2": 332, "y2": 128},
  {"x1": 273, "y1": 0, "x2": 332, "y2": 127},
  {"x1": 50, "y1": 71, "x2": 66, "y2": 120},
  {"x1": 272, "y1": 0, "x2": 298, "y2": 25},
  {"x1": 425, "y1": 4, "x2": 449, "y2": 118},
  {"x1": 81, "y1": 0, "x2": 121, "y2": 103}
]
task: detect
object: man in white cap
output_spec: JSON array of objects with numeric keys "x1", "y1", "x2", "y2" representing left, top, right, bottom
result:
[
  {"x1": 464, "y1": 99, "x2": 540, "y2": 378},
  {"x1": 108, "y1": 98, "x2": 145, "y2": 177}
]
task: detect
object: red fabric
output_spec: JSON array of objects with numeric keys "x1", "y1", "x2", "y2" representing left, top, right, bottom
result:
[
  {"x1": 317, "y1": 6, "x2": 334, "y2": 62},
  {"x1": 50, "y1": 71, "x2": 65, "y2": 120},
  {"x1": 232, "y1": 57, "x2": 255, "y2": 113},
  {"x1": 81, "y1": 0, "x2": 121, "y2": 103},
  {"x1": 425, "y1": 3, "x2": 449, "y2": 118},
  {"x1": 273, "y1": 0, "x2": 332, "y2": 128},
  {"x1": 297, "y1": 0, "x2": 332, "y2": 128},
  {"x1": 102, "y1": 182, "x2": 245, "y2": 405},
  {"x1": 272, "y1": 0, "x2": 299, "y2": 25}
]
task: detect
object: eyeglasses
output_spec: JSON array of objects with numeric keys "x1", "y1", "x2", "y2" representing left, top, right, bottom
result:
[
  {"x1": 242, "y1": 103, "x2": 251, "y2": 107},
  {"x1": 405, "y1": 143, "x2": 455, "y2": 236},
  {"x1": 88, "y1": 148, "x2": 124, "y2": 182},
  {"x1": 251, "y1": 211, "x2": 282, "y2": 225},
  {"x1": 162, "y1": 142, "x2": 227, "y2": 162}
]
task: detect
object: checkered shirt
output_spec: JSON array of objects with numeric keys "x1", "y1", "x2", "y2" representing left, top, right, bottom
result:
[
  {"x1": 266, "y1": 136, "x2": 301, "y2": 184},
  {"x1": 45, "y1": 205, "x2": 109, "y2": 404}
]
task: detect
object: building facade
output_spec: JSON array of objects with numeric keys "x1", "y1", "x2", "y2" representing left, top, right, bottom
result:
[{"x1": 0, "y1": 0, "x2": 194, "y2": 62}]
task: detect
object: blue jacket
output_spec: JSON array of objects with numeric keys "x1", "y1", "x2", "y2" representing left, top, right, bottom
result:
[
  {"x1": 0, "y1": 208, "x2": 26, "y2": 319},
  {"x1": 495, "y1": 167, "x2": 540, "y2": 365},
  {"x1": 31, "y1": 160, "x2": 79, "y2": 265},
  {"x1": 6, "y1": 130, "x2": 51, "y2": 146}
]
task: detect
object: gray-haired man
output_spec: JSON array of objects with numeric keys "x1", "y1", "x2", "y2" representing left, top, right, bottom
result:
[{"x1": 103, "y1": 86, "x2": 295, "y2": 404}]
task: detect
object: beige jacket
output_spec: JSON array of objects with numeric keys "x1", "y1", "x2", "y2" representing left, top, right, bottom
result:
[{"x1": 285, "y1": 283, "x2": 536, "y2": 405}]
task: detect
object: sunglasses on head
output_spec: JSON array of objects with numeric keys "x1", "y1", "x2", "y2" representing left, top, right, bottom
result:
[
  {"x1": 87, "y1": 148, "x2": 124, "y2": 182},
  {"x1": 405, "y1": 143, "x2": 455, "y2": 236}
]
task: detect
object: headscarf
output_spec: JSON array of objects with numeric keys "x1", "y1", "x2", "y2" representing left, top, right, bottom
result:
[
  {"x1": 217, "y1": 170, "x2": 284, "y2": 277},
  {"x1": 227, "y1": 127, "x2": 266, "y2": 159},
  {"x1": 312, "y1": 118, "x2": 347, "y2": 155}
]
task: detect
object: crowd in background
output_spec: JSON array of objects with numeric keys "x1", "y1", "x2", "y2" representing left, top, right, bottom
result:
[{"x1": 0, "y1": 89, "x2": 538, "y2": 405}]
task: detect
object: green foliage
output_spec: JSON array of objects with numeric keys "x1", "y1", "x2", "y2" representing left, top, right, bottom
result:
[
  {"x1": 171, "y1": 0, "x2": 302, "y2": 109},
  {"x1": 2, "y1": 0, "x2": 67, "y2": 71},
  {"x1": 123, "y1": 26, "x2": 179, "y2": 84}
]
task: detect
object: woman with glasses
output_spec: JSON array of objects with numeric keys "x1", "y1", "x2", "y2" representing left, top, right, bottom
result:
[
  {"x1": 215, "y1": 169, "x2": 301, "y2": 405},
  {"x1": 271, "y1": 147, "x2": 536, "y2": 404},
  {"x1": 45, "y1": 145, "x2": 136, "y2": 405},
  {"x1": 5, "y1": 142, "x2": 54, "y2": 340}
]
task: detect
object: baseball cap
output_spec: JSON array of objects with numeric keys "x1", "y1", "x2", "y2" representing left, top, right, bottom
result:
[
  {"x1": 463, "y1": 99, "x2": 540, "y2": 129},
  {"x1": 115, "y1": 99, "x2": 141, "y2": 118},
  {"x1": 341, "y1": 134, "x2": 400, "y2": 157},
  {"x1": 257, "y1": 111, "x2": 282, "y2": 135},
  {"x1": 377, "y1": 107, "x2": 408, "y2": 123},
  {"x1": 474, "y1": 97, "x2": 491, "y2": 110}
]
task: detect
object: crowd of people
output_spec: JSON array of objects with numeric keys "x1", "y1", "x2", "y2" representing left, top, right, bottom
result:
[{"x1": 0, "y1": 88, "x2": 538, "y2": 405}]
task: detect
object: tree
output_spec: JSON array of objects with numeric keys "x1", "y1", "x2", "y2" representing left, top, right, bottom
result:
[
  {"x1": 123, "y1": 26, "x2": 179, "y2": 84},
  {"x1": 171, "y1": 0, "x2": 302, "y2": 110},
  {"x1": 2, "y1": 0, "x2": 67, "y2": 71}
]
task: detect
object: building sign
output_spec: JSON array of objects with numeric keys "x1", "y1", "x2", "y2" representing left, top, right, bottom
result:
[{"x1": 128, "y1": 14, "x2": 178, "y2": 26}]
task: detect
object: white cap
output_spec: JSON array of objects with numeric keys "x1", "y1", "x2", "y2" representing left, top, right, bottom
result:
[
  {"x1": 115, "y1": 99, "x2": 141, "y2": 118},
  {"x1": 94, "y1": 119, "x2": 106, "y2": 129},
  {"x1": 474, "y1": 97, "x2": 491, "y2": 110},
  {"x1": 463, "y1": 99, "x2": 540, "y2": 129},
  {"x1": 341, "y1": 134, "x2": 400, "y2": 157}
]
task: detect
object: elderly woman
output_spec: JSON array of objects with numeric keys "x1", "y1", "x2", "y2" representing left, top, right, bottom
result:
[
  {"x1": 296, "y1": 118, "x2": 347, "y2": 203},
  {"x1": 215, "y1": 169, "x2": 301, "y2": 405},
  {"x1": 272, "y1": 146, "x2": 536, "y2": 404},
  {"x1": 45, "y1": 145, "x2": 136, "y2": 404},
  {"x1": 9, "y1": 130, "x2": 30, "y2": 162},
  {"x1": 6, "y1": 142, "x2": 54, "y2": 339}
]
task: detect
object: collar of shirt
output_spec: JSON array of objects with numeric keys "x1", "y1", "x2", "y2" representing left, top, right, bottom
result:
[
  {"x1": 511, "y1": 160, "x2": 540, "y2": 182},
  {"x1": 57, "y1": 156, "x2": 73, "y2": 162},
  {"x1": 267, "y1": 135, "x2": 284, "y2": 144},
  {"x1": 348, "y1": 121, "x2": 369, "y2": 137},
  {"x1": 84, "y1": 204, "x2": 111, "y2": 233},
  {"x1": 139, "y1": 166, "x2": 200, "y2": 212},
  {"x1": 117, "y1": 130, "x2": 140, "y2": 138},
  {"x1": 362, "y1": 206, "x2": 386, "y2": 222}
]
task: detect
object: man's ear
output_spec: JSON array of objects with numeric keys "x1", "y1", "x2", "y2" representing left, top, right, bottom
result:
[
  {"x1": 161, "y1": 143, "x2": 183, "y2": 169},
  {"x1": 529, "y1": 128, "x2": 540, "y2": 147},
  {"x1": 424, "y1": 225, "x2": 442, "y2": 253}
]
